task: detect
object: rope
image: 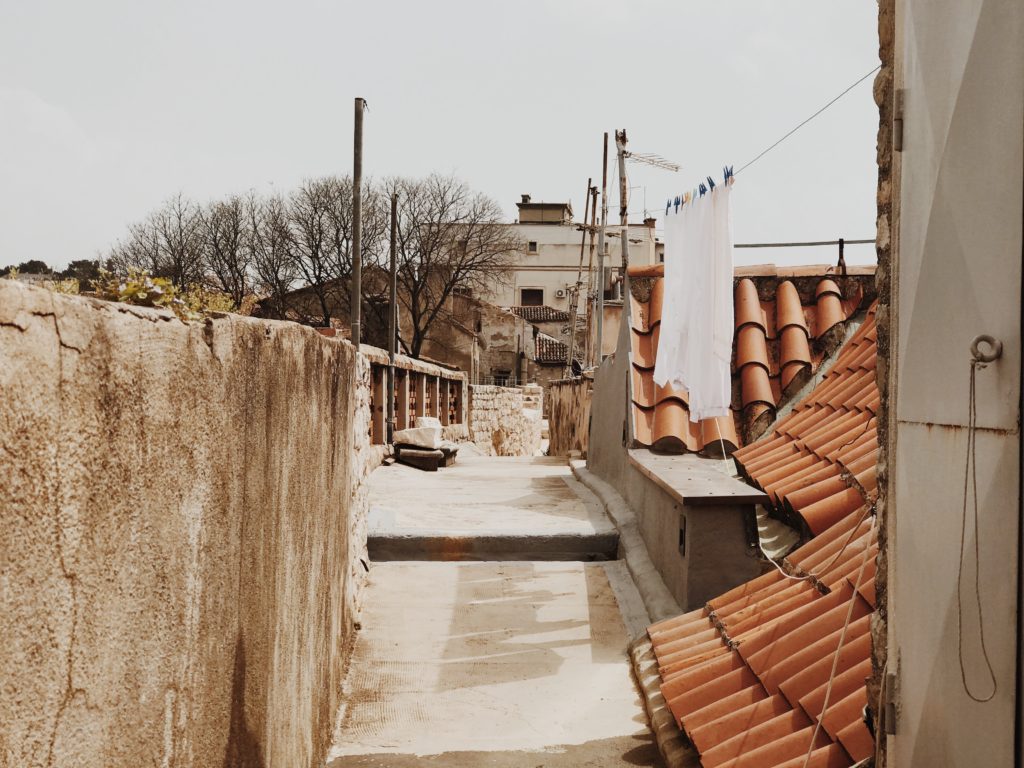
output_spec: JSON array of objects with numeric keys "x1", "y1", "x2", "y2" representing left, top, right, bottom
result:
[
  {"x1": 736, "y1": 66, "x2": 881, "y2": 176},
  {"x1": 801, "y1": 515, "x2": 877, "y2": 768},
  {"x1": 956, "y1": 359, "x2": 998, "y2": 702}
]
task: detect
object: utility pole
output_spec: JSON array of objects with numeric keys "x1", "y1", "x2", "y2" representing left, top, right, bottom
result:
[
  {"x1": 583, "y1": 185, "x2": 598, "y2": 367},
  {"x1": 351, "y1": 97, "x2": 366, "y2": 347},
  {"x1": 615, "y1": 130, "x2": 630, "y2": 280},
  {"x1": 595, "y1": 132, "x2": 608, "y2": 365},
  {"x1": 387, "y1": 192, "x2": 398, "y2": 443},
  {"x1": 565, "y1": 178, "x2": 592, "y2": 376}
]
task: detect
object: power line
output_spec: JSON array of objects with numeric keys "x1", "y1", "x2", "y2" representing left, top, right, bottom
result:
[{"x1": 736, "y1": 65, "x2": 881, "y2": 176}]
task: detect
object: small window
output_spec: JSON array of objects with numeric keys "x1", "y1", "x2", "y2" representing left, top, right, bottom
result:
[
  {"x1": 520, "y1": 288, "x2": 543, "y2": 306},
  {"x1": 678, "y1": 513, "x2": 687, "y2": 556},
  {"x1": 493, "y1": 370, "x2": 511, "y2": 386},
  {"x1": 453, "y1": 286, "x2": 472, "y2": 297},
  {"x1": 528, "y1": 241, "x2": 538, "y2": 253}
]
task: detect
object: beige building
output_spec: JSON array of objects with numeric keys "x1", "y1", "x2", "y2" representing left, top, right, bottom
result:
[{"x1": 479, "y1": 195, "x2": 661, "y2": 314}]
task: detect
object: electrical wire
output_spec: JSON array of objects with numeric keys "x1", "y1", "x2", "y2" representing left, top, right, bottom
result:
[{"x1": 736, "y1": 65, "x2": 881, "y2": 177}]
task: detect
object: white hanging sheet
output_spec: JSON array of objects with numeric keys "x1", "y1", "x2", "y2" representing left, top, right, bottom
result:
[{"x1": 653, "y1": 184, "x2": 734, "y2": 423}]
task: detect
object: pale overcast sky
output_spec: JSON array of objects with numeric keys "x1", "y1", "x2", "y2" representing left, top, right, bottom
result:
[{"x1": 1, "y1": 1, "x2": 879, "y2": 270}]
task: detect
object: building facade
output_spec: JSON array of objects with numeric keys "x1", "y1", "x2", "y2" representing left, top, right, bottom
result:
[{"x1": 478, "y1": 195, "x2": 661, "y2": 314}]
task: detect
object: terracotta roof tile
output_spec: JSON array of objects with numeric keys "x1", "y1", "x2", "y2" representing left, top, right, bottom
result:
[
  {"x1": 626, "y1": 267, "x2": 872, "y2": 456},
  {"x1": 535, "y1": 332, "x2": 573, "y2": 365},
  {"x1": 508, "y1": 304, "x2": 571, "y2": 323},
  {"x1": 644, "y1": 305, "x2": 881, "y2": 768}
]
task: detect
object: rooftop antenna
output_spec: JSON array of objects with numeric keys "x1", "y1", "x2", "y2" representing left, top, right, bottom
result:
[{"x1": 615, "y1": 129, "x2": 679, "y2": 280}]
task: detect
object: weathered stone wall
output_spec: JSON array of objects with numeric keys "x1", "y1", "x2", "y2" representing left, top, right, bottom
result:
[
  {"x1": 0, "y1": 281, "x2": 372, "y2": 768},
  {"x1": 467, "y1": 384, "x2": 541, "y2": 457},
  {"x1": 547, "y1": 376, "x2": 593, "y2": 457},
  {"x1": 870, "y1": 0, "x2": 895, "y2": 756}
]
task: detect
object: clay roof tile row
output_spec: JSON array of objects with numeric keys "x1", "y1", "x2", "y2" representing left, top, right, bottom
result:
[
  {"x1": 626, "y1": 266, "x2": 871, "y2": 455},
  {"x1": 645, "y1": 304, "x2": 881, "y2": 768}
]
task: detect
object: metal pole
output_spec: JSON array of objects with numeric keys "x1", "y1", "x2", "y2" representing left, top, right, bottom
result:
[
  {"x1": 351, "y1": 97, "x2": 365, "y2": 347},
  {"x1": 387, "y1": 192, "x2": 398, "y2": 443},
  {"x1": 596, "y1": 132, "x2": 608, "y2": 363}
]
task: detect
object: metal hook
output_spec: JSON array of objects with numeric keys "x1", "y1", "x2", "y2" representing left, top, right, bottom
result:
[{"x1": 970, "y1": 334, "x2": 1003, "y2": 364}]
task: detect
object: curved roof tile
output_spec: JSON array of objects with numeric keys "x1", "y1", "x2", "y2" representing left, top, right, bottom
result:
[{"x1": 645, "y1": 304, "x2": 881, "y2": 768}]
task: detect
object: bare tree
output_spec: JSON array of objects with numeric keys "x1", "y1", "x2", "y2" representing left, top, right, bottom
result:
[
  {"x1": 105, "y1": 194, "x2": 204, "y2": 288},
  {"x1": 389, "y1": 174, "x2": 520, "y2": 358},
  {"x1": 248, "y1": 193, "x2": 297, "y2": 318},
  {"x1": 287, "y1": 179, "x2": 338, "y2": 326},
  {"x1": 201, "y1": 195, "x2": 252, "y2": 306}
]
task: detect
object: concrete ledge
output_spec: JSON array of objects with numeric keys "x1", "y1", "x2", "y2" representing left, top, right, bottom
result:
[
  {"x1": 569, "y1": 461, "x2": 681, "y2": 623},
  {"x1": 368, "y1": 531, "x2": 619, "y2": 562}
]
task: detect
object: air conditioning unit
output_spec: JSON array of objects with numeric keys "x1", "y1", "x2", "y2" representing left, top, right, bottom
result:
[{"x1": 555, "y1": 289, "x2": 566, "y2": 298}]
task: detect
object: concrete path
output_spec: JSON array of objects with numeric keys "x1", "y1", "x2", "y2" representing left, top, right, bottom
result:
[
  {"x1": 367, "y1": 456, "x2": 619, "y2": 561},
  {"x1": 329, "y1": 456, "x2": 662, "y2": 767}
]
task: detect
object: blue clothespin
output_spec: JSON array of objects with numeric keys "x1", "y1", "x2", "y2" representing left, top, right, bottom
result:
[
  {"x1": 707, "y1": 175, "x2": 715, "y2": 191},
  {"x1": 699, "y1": 182, "x2": 707, "y2": 197},
  {"x1": 666, "y1": 199, "x2": 671, "y2": 216},
  {"x1": 674, "y1": 195, "x2": 681, "y2": 213}
]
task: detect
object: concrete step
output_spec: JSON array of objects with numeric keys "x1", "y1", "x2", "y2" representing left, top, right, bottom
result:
[
  {"x1": 366, "y1": 454, "x2": 620, "y2": 563},
  {"x1": 368, "y1": 529, "x2": 619, "y2": 562}
]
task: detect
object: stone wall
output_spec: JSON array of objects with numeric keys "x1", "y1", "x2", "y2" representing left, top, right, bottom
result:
[
  {"x1": 547, "y1": 376, "x2": 593, "y2": 457},
  {"x1": 0, "y1": 281, "x2": 373, "y2": 768},
  {"x1": 467, "y1": 384, "x2": 542, "y2": 457}
]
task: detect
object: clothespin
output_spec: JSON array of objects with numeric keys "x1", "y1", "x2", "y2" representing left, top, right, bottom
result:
[
  {"x1": 707, "y1": 175, "x2": 715, "y2": 191},
  {"x1": 699, "y1": 182, "x2": 707, "y2": 197},
  {"x1": 666, "y1": 199, "x2": 671, "y2": 216},
  {"x1": 674, "y1": 195, "x2": 681, "y2": 213}
]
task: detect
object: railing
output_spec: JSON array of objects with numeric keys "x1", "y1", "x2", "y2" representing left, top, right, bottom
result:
[{"x1": 358, "y1": 345, "x2": 467, "y2": 446}]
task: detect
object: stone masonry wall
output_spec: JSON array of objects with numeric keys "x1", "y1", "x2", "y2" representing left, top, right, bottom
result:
[
  {"x1": 468, "y1": 384, "x2": 542, "y2": 457},
  {"x1": 547, "y1": 376, "x2": 593, "y2": 458},
  {"x1": 0, "y1": 281, "x2": 373, "y2": 768},
  {"x1": 870, "y1": 0, "x2": 895, "y2": 758}
]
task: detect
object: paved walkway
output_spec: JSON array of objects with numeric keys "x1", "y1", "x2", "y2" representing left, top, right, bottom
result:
[
  {"x1": 328, "y1": 456, "x2": 662, "y2": 767},
  {"x1": 367, "y1": 455, "x2": 619, "y2": 561}
]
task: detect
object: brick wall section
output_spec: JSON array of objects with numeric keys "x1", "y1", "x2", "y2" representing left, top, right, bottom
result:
[
  {"x1": 547, "y1": 376, "x2": 593, "y2": 458},
  {"x1": 468, "y1": 384, "x2": 542, "y2": 457},
  {"x1": 0, "y1": 281, "x2": 375, "y2": 768}
]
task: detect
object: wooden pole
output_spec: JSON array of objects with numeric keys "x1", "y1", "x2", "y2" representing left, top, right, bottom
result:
[
  {"x1": 596, "y1": 132, "x2": 608, "y2": 363},
  {"x1": 565, "y1": 178, "x2": 592, "y2": 376},
  {"x1": 387, "y1": 192, "x2": 397, "y2": 442}
]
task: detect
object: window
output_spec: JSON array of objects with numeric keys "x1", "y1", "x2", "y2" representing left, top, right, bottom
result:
[
  {"x1": 520, "y1": 288, "x2": 543, "y2": 306},
  {"x1": 453, "y1": 286, "x2": 472, "y2": 297},
  {"x1": 493, "y1": 370, "x2": 512, "y2": 386},
  {"x1": 527, "y1": 241, "x2": 538, "y2": 253}
]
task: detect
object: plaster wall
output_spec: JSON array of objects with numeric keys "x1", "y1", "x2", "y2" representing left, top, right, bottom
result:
[
  {"x1": 480, "y1": 223, "x2": 658, "y2": 312},
  {"x1": 887, "y1": 1, "x2": 1024, "y2": 764},
  {"x1": 0, "y1": 281, "x2": 372, "y2": 768}
]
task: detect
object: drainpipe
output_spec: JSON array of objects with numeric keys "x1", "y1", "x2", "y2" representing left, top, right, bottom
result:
[{"x1": 351, "y1": 97, "x2": 365, "y2": 348}]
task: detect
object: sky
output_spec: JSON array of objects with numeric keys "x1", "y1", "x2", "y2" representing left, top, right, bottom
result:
[{"x1": 0, "y1": 1, "x2": 880, "y2": 270}]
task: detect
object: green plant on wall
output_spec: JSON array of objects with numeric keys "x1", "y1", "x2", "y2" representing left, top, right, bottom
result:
[{"x1": 93, "y1": 269, "x2": 236, "y2": 321}]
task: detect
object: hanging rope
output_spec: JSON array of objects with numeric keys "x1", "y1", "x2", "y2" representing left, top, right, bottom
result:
[{"x1": 956, "y1": 355, "x2": 998, "y2": 703}]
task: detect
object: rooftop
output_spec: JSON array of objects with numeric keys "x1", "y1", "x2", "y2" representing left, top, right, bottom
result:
[
  {"x1": 646, "y1": 305, "x2": 879, "y2": 768},
  {"x1": 508, "y1": 305, "x2": 572, "y2": 323}
]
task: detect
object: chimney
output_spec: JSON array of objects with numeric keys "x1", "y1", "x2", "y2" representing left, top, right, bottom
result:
[
  {"x1": 644, "y1": 217, "x2": 657, "y2": 228},
  {"x1": 520, "y1": 194, "x2": 532, "y2": 204}
]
